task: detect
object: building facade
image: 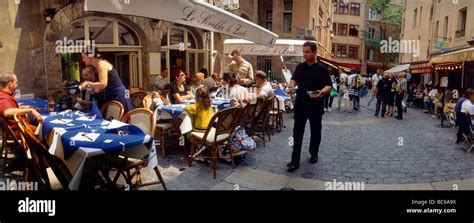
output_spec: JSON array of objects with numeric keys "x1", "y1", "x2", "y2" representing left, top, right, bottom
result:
[
  {"x1": 400, "y1": 0, "x2": 474, "y2": 89},
  {"x1": 332, "y1": 0, "x2": 366, "y2": 73},
  {"x1": 1, "y1": 0, "x2": 257, "y2": 97},
  {"x1": 254, "y1": 0, "x2": 334, "y2": 80}
]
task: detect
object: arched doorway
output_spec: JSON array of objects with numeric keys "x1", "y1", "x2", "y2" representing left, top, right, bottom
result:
[
  {"x1": 160, "y1": 26, "x2": 207, "y2": 82},
  {"x1": 59, "y1": 17, "x2": 143, "y2": 89}
]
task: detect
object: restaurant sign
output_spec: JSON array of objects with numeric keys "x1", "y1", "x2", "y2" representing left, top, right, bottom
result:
[
  {"x1": 430, "y1": 48, "x2": 474, "y2": 64},
  {"x1": 225, "y1": 45, "x2": 302, "y2": 57},
  {"x1": 85, "y1": 0, "x2": 277, "y2": 46}
]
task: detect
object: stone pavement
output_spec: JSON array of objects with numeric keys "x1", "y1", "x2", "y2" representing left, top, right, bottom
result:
[{"x1": 139, "y1": 95, "x2": 474, "y2": 190}]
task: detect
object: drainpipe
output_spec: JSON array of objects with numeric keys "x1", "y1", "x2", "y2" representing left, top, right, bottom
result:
[
  {"x1": 207, "y1": 0, "x2": 214, "y2": 75},
  {"x1": 44, "y1": 24, "x2": 49, "y2": 98}
]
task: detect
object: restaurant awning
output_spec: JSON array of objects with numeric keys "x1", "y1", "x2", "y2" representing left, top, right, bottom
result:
[
  {"x1": 430, "y1": 47, "x2": 474, "y2": 64},
  {"x1": 224, "y1": 39, "x2": 314, "y2": 56},
  {"x1": 85, "y1": 0, "x2": 278, "y2": 46},
  {"x1": 318, "y1": 57, "x2": 340, "y2": 70},
  {"x1": 409, "y1": 60, "x2": 432, "y2": 74},
  {"x1": 384, "y1": 64, "x2": 410, "y2": 74}
]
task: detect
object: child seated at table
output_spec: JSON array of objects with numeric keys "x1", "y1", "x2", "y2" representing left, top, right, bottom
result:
[
  {"x1": 184, "y1": 87, "x2": 213, "y2": 133},
  {"x1": 150, "y1": 91, "x2": 164, "y2": 111}
]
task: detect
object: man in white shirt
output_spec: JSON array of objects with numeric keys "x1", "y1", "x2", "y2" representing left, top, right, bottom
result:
[
  {"x1": 255, "y1": 71, "x2": 274, "y2": 102},
  {"x1": 456, "y1": 89, "x2": 474, "y2": 143},
  {"x1": 367, "y1": 69, "x2": 383, "y2": 107},
  {"x1": 152, "y1": 68, "x2": 169, "y2": 92}
]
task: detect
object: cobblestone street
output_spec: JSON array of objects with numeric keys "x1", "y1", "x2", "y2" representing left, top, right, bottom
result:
[{"x1": 147, "y1": 96, "x2": 474, "y2": 190}]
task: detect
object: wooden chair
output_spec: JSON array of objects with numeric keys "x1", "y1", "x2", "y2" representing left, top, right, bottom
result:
[
  {"x1": 144, "y1": 94, "x2": 177, "y2": 158},
  {"x1": 100, "y1": 100, "x2": 125, "y2": 121},
  {"x1": 188, "y1": 106, "x2": 241, "y2": 178},
  {"x1": 130, "y1": 92, "x2": 148, "y2": 109},
  {"x1": 268, "y1": 96, "x2": 283, "y2": 133},
  {"x1": 248, "y1": 99, "x2": 273, "y2": 147},
  {"x1": 15, "y1": 115, "x2": 72, "y2": 190},
  {"x1": 117, "y1": 108, "x2": 167, "y2": 190},
  {"x1": 0, "y1": 116, "x2": 29, "y2": 180},
  {"x1": 240, "y1": 102, "x2": 259, "y2": 127}
]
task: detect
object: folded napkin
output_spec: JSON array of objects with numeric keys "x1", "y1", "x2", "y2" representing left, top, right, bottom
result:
[
  {"x1": 76, "y1": 115, "x2": 96, "y2": 121},
  {"x1": 70, "y1": 132, "x2": 100, "y2": 142},
  {"x1": 104, "y1": 119, "x2": 129, "y2": 130},
  {"x1": 49, "y1": 119, "x2": 73, "y2": 124}
]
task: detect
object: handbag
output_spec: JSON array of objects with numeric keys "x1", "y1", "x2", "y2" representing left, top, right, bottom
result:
[{"x1": 330, "y1": 88, "x2": 338, "y2": 97}]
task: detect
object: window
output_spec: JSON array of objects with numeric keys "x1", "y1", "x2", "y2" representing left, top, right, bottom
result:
[
  {"x1": 443, "y1": 16, "x2": 449, "y2": 39},
  {"x1": 337, "y1": 45, "x2": 347, "y2": 58},
  {"x1": 367, "y1": 28, "x2": 375, "y2": 39},
  {"x1": 333, "y1": 0, "x2": 338, "y2": 13},
  {"x1": 266, "y1": 10, "x2": 272, "y2": 31},
  {"x1": 332, "y1": 44, "x2": 336, "y2": 56},
  {"x1": 338, "y1": 23, "x2": 347, "y2": 36},
  {"x1": 456, "y1": 7, "x2": 467, "y2": 38},
  {"x1": 368, "y1": 8, "x2": 377, "y2": 20},
  {"x1": 350, "y1": 3, "x2": 360, "y2": 16},
  {"x1": 349, "y1": 25, "x2": 359, "y2": 37},
  {"x1": 366, "y1": 49, "x2": 374, "y2": 61},
  {"x1": 430, "y1": 5, "x2": 433, "y2": 19},
  {"x1": 339, "y1": 1, "x2": 348, "y2": 14},
  {"x1": 348, "y1": 46, "x2": 358, "y2": 59},
  {"x1": 434, "y1": 21, "x2": 439, "y2": 40},
  {"x1": 413, "y1": 8, "x2": 417, "y2": 28},
  {"x1": 266, "y1": 22, "x2": 272, "y2": 31},
  {"x1": 332, "y1": 23, "x2": 337, "y2": 33},
  {"x1": 419, "y1": 7, "x2": 423, "y2": 26},
  {"x1": 266, "y1": 10, "x2": 273, "y2": 20},
  {"x1": 118, "y1": 22, "x2": 139, "y2": 45},
  {"x1": 283, "y1": 13, "x2": 292, "y2": 33},
  {"x1": 284, "y1": 0, "x2": 293, "y2": 11},
  {"x1": 89, "y1": 19, "x2": 114, "y2": 44}
]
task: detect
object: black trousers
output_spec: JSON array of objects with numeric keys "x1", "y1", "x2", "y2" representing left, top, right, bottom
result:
[
  {"x1": 375, "y1": 96, "x2": 388, "y2": 117},
  {"x1": 396, "y1": 93, "x2": 404, "y2": 118},
  {"x1": 291, "y1": 104, "x2": 323, "y2": 165}
]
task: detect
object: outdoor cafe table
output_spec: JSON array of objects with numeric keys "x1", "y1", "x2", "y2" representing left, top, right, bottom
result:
[
  {"x1": 16, "y1": 102, "x2": 160, "y2": 190},
  {"x1": 155, "y1": 99, "x2": 231, "y2": 135},
  {"x1": 273, "y1": 87, "x2": 292, "y2": 111}
]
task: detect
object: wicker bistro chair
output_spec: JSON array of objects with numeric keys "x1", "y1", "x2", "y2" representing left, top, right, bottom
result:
[
  {"x1": 144, "y1": 94, "x2": 179, "y2": 158},
  {"x1": 0, "y1": 116, "x2": 29, "y2": 180},
  {"x1": 188, "y1": 106, "x2": 241, "y2": 178},
  {"x1": 128, "y1": 86, "x2": 144, "y2": 94},
  {"x1": 115, "y1": 108, "x2": 167, "y2": 190},
  {"x1": 14, "y1": 114, "x2": 72, "y2": 190},
  {"x1": 130, "y1": 92, "x2": 148, "y2": 109},
  {"x1": 100, "y1": 100, "x2": 125, "y2": 121}
]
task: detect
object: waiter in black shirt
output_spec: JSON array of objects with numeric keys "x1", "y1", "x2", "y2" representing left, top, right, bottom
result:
[{"x1": 287, "y1": 41, "x2": 333, "y2": 172}]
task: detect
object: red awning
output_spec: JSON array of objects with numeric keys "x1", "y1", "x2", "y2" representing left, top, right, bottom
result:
[
  {"x1": 339, "y1": 63, "x2": 361, "y2": 69},
  {"x1": 409, "y1": 60, "x2": 432, "y2": 74}
]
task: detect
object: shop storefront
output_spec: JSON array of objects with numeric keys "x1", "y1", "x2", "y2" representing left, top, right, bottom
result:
[
  {"x1": 409, "y1": 60, "x2": 432, "y2": 85},
  {"x1": 430, "y1": 47, "x2": 474, "y2": 90}
]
